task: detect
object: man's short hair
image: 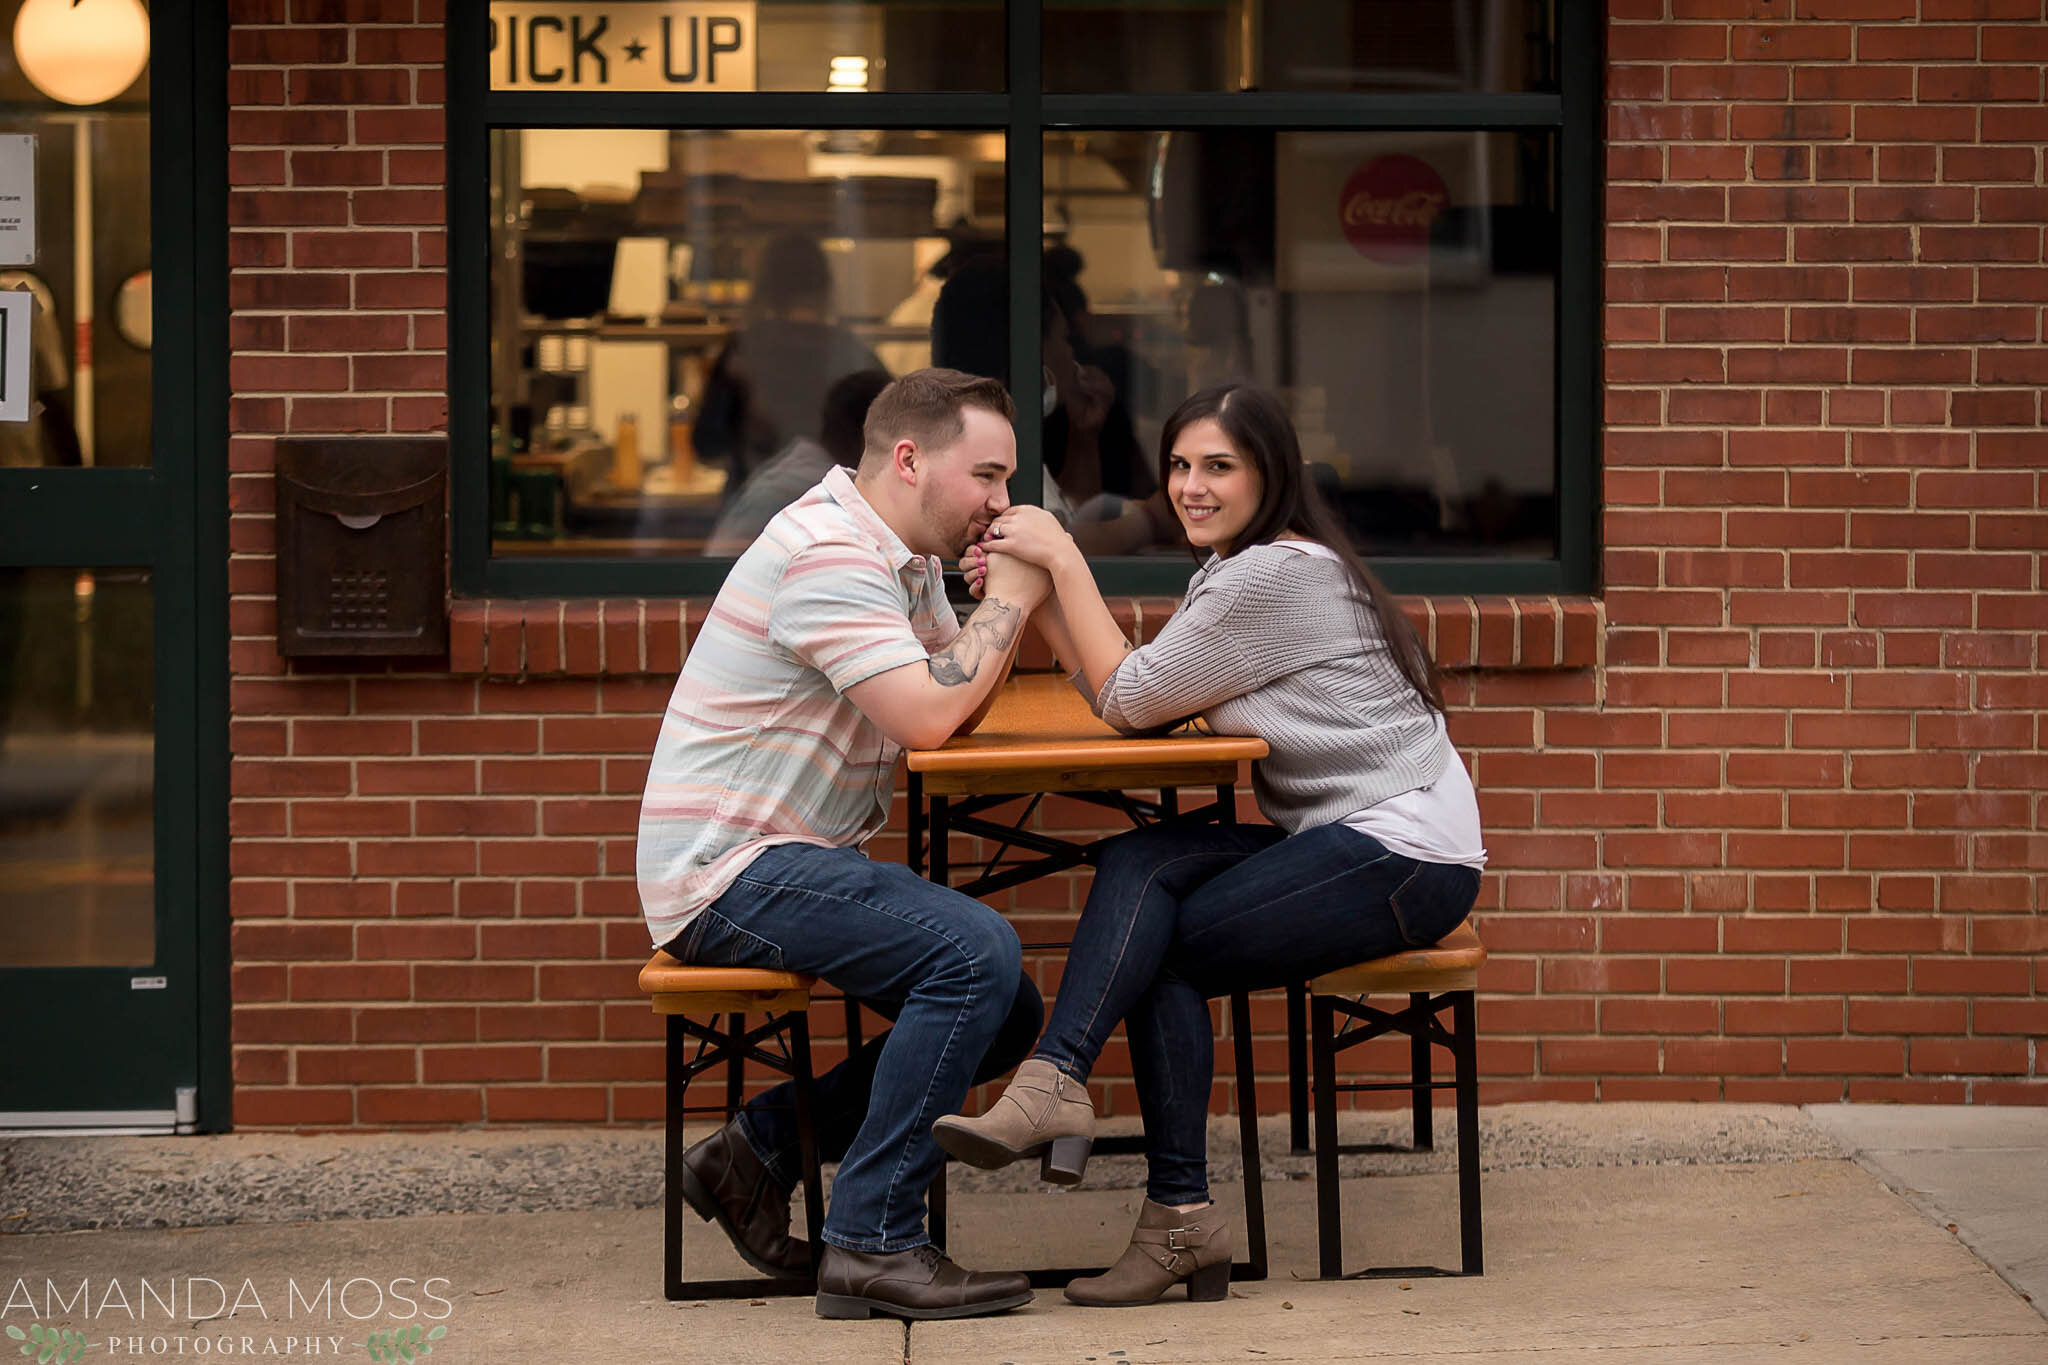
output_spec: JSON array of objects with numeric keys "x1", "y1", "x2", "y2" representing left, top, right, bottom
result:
[{"x1": 859, "y1": 368, "x2": 1016, "y2": 471}]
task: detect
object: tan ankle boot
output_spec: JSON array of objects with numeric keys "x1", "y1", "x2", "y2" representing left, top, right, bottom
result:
[
  {"x1": 931, "y1": 1058, "x2": 1095, "y2": 1184},
  {"x1": 1065, "y1": 1200, "x2": 1231, "y2": 1307}
]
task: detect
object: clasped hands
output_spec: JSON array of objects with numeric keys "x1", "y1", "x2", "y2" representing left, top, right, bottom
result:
[{"x1": 960, "y1": 506, "x2": 1077, "y2": 605}]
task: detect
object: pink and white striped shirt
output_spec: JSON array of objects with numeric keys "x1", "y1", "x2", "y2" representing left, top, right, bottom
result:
[{"x1": 636, "y1": 466, "x2": 958, "y2": 948}]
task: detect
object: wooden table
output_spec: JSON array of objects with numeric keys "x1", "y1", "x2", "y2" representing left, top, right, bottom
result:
[
  {"x1": 903, "y1": 671, "x2": 1274, "y2": 1286},
  {"x1": 905, "y1": 672, "x2": 1267, "y2": 897}
]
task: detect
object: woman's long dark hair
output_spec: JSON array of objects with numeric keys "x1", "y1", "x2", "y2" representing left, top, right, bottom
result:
[{"x1": 1160, "y1": 384, "x2": 1445, "y2": 713}]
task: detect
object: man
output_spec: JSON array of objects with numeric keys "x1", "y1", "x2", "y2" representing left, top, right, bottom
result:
[{"x1": 638, "y1": 369, "x2": 1052, "y2": 1320}]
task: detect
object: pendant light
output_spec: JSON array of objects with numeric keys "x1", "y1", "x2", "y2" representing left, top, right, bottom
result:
[{"x1": 14, "y1": 0, "x2": 151, "y2": 107}]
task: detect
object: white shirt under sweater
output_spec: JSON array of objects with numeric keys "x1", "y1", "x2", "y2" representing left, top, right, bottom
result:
[
  {"x1": 1274, "y1": 541, "x2": 1486, "y2": 869},
  {"x1": 1090, "y1": 539, "x2": 1486, "y2": 869}
]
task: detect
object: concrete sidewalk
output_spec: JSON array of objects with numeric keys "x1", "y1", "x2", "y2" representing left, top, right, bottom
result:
[
  {"x1": 1808, "y1": 1103, "x2": 2048, "y2": 1318},
  {"x1": 3, "y1": 1105, "x2": 2043, "y2": 1363}
]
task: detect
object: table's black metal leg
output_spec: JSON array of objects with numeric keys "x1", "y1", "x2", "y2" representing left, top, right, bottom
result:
[
  {"x1": 788, "y1": 1013, "x2": 827, "y2": 1275},
  {"x1": 1312, "y1": 994, "x2": 1343, "y2": 1279},
  {"x1": 1411, "y1": 991, "x2": 1435, "y2": 1150},
  {"x1": 664, "y1": 1013, "x2": 686, "y2": 1299},
  {"x1": 1230, "y1": 990, "x2": 1268, "y2": 1281},
  {"x1": 1211, "y1": 778, "x2": 1268, "y2": 1275},
  {"x1": 931, "y1": 794, "x2": 949, "y2": 888},
  {"x1": 1160, "y1": 786, "x2": 1178, "y2": 818},
  {"x1": 886, "y1": 771, "x2": 918, "y2": 1069},
  {"x1": 1288, "y1": 983, "x2": 1311, "y2": 1153},
  {"x1": 929, "y1": 1161, "x2": 949, "y2": 1254},
  {"x1": 908, "y1": 770, "x2": 925, "y2": 877}
]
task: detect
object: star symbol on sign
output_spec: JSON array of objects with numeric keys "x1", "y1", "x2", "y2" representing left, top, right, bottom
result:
[{"x1": 624, "y1": 39, "x2": 648, "y2": 62}]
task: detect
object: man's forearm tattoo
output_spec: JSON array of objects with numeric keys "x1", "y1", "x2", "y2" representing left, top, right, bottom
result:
[{"x1": 928, "y1": 597, "x2": 1022, "y2": 686}]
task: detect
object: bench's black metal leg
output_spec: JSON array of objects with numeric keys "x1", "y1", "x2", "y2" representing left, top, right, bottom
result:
[
  {"x1": 659, "y1": 1007, "x2": 823, "y2": 1300},
  {"x1": 1231, "y1": 990, "x2": 1268, "y2": 1281},
  {"x1": 1454, "y1": 990, "x2": 1483, "y2": 1275},
  {"x1": 664, "y1": 1013, "x2": 686, "y2": 1300},
  {"x1": 1312, "y1": 993, "x2": 1343, "y2": 1280},
  {"x1": 724, "y1": 1012, "x2": 745, "y2": 1118},
  {"x1": 843, "y1": 996, "x2": 862, "y2": 1053},
  {"x1": 1412, "y1": 991, "x2": 1434, "y2": 1151},
  {"x1": 1288, "y1": 983, "x2": 1311, "y2": 1154},
  {"x1": 929, "y1": 1161, "x2": 949, "y2": 1254},
  {"x1": 788, "y1": 1012, "x2": 827, "y2": 1274}
]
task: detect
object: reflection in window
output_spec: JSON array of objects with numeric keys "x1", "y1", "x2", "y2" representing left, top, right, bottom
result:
[
  {"x1": 931, "y1": 256, "x2": 1173, "y2": 558},
  {"x1": 488, "y1": 128, "x2": 1006, "y2": 559},
  {"x1": 1044, "y1": 0, "x2": 1556, "y2": 94},
  {"x1": 0, "y1": 567, "x2": 155, "y2": 967},
  {"x1": 1043, "y1": 128, "x2": 1559, "y2": 559}
]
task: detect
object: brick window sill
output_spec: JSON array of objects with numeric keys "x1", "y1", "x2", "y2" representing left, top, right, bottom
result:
[{"x1": 448, "y1": 596, "x2": 1603, "y2": 679}]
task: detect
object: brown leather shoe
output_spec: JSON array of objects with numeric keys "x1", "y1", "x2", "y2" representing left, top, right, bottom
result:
[
  {"x1": 815, "y1": 1244, "x2": 1033, "y2": 1320},
  {"x1": 675, "y1": 1119, "x2": 810, "y2": 1278}
]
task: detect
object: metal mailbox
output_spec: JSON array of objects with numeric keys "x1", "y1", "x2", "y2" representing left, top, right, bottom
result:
[{"x1": 275, "y1": 437, "x2": 447, "y2": 657}]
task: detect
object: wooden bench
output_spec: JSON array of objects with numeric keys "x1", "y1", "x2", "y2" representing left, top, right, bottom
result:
[
  {"x1": 639, "y1": 952, "x2": 828, "y2": 1300},
  {"x1": 1244, "y1": 921, "x2": 1488, "y2": 1279}
]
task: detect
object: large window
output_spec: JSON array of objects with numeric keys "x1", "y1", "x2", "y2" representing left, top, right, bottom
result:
[{"x1": 452, "y1": 2, "x2": 1597, "y2": 597}]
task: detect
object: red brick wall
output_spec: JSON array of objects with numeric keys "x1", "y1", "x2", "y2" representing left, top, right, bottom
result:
[
  {"x1": 1592, "y1": 0, "x2": 2044, "y2": 1103},
  {"x1": 224, "y1": 4, "x2": 2044, "y2": 1129}
]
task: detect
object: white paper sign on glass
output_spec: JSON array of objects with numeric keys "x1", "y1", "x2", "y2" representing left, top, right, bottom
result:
[
  {"x1": 489, "y1": 3, "x2": 758, "y2": 92},
  {"x1": 0, "y1": 290, "x2": 35, "y2": 422},
  {"x1": 0, "y1": 136, "x2": 36, "y2": 268}
]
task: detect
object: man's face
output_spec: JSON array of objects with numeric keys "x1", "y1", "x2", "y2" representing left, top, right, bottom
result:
[{"x1": 915, "y1": 405, "x2": 1016, "y2": 557}]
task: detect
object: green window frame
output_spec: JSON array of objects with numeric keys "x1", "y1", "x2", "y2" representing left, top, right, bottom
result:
[{"x1": 447, "y1": 4, "x2": 1600, "y2": 600}]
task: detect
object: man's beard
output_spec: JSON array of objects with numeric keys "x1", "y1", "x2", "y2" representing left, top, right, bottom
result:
[{"x1": 921, "y1": 490, "x2": 982, "y2": 558}]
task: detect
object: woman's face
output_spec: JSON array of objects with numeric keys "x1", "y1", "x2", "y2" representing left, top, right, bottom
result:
[{"x1": 1166, "y1": 416, "x2": 1262, "y2": 556}]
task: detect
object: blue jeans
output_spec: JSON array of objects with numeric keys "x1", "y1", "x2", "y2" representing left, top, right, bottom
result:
[
  {"x1": 667, "y1": 841, "x2": 1042, "y2": 1252},
  {"x1": 1034, "y1": 821, "x2": 1481, "y2": 1206}
]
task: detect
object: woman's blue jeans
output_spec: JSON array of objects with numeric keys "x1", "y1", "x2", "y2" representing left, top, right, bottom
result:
[
  {"x1": 1034, "y1": 821, "x2": 1481, "y2": 1206},
  {"x1": 666, "y1": 841, "x2": 1042, "y2": 1253}
]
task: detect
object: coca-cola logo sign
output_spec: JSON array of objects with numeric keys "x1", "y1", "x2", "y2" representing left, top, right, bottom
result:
[{"x1": 1339, "y1": 154, "x2": 1449, "y2": 262}]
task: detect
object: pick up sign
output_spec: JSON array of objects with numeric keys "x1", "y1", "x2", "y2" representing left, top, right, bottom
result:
[{"x1": 490, "y1": 3, "x2": 758, "y2": 91}]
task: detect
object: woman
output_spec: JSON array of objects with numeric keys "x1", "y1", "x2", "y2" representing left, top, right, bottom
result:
[{"x1": 933, "y1": 384, "x2": 1486, "y2": 1307}]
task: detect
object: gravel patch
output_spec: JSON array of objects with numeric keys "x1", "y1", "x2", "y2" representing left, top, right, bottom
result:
[{"x1": 1, "y1": 1103, "x2": 1843, "y2": 1235}]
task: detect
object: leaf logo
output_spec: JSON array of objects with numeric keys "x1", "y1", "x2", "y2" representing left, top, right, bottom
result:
[
  {"x1": 5, "y1": 1324, "x2": 91, "y2": 1364},
  {"x1": 362, "y1": 1323, "x2": 448, "y2": 1362}
]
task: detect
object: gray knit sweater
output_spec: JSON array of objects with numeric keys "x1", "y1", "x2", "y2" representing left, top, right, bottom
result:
[{"x1": 1094, "y1": 544, "x2": 1447, "y2": 833}]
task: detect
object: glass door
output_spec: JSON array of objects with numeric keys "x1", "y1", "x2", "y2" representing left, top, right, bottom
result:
[{"x1": 0, "y1": 0, "x2": 221, "y2": 1131}]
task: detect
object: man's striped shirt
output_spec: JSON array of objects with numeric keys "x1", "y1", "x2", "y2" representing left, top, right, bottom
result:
[{"x1": 636, "y1": 466, "x2": 957, "y2": 947}]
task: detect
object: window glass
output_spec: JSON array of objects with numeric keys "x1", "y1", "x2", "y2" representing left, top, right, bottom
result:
[
  {"x1": 1044, "y1": 128, "x2": 1558, "y2": 559},
  {"x1": 487, "y1": 1, "x2": 1004, "y2": 93},
  {"x1": 489, "y1": 128, "x2": 1006, "y2": 559},
  {"x1": 1044, "y1": 0, "x2": 1556, "y2": 94},
  {"x1": 0, "y1": 567, "x2": 154, "y2": 967},
  {"x1": 0, "y1": 0, "x2": 151, "y2": 470}
]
